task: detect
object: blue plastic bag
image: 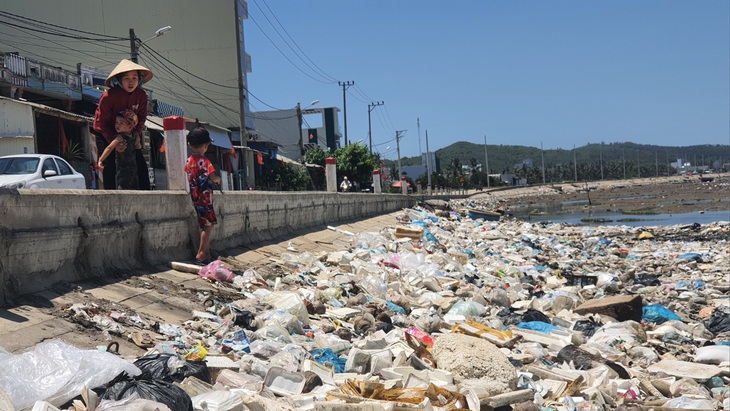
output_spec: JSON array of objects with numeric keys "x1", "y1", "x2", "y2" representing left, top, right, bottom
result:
[
  {"x1": 386, "y1": 301, "x2": 406, "y2": 315},
  {"x1": 311, "y1": 348, "x2": 345, "y2": 373},
  {"x1": 517, "y1": 321, "x2": 558, "y2": 334},
  {"x1": 642, "y1": 304, "x2": 682, "y2": 324}
]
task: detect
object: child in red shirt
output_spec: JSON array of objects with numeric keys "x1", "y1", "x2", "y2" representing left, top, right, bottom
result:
[{"x1": 184, "y1": 128, "x2": 221, "y2": 264}]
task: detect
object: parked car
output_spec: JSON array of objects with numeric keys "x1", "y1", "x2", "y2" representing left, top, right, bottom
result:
[{"x1": 0, "y1": 154, "x2": 86, "y2": 189}]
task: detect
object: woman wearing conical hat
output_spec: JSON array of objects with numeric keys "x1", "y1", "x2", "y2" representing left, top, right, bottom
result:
[{"x1": 92, "y1": 59, "x2": 154, "y2": 190}]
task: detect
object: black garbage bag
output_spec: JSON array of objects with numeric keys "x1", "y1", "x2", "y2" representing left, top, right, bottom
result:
[
  {"x1": 557, "y1": 345, "x2": 629, "y2": 379},
  {"x1": 704, "y1": 308, "x2": 730, "y2": 335},
  {"x1": 521, "y1": 308, "x2": 551, "y2": 324},
  {"x1": 519, "y1": 275, "x2": 537, "y2": 286},
  {"x1": 134, "y1": 353, "x2": 211, "y2": 383},
  {"x1": 496, "y1": 308, "x2": 523, "y2": 326},
  {"x1": 497, "y1": 308, "x2": 550, "y2": 325},
  {"x1": 634, "y1": 274, "x2": 661, "y2": 286},
  {"x1": 573, "y1": 318, "x2": 602, "y2": 337},
  {"x1": 102, "y1": 372, "x2": 193, "y2": 411},
  {"x1": 232, "y1": 309, "x2": 258, "y2": 330}
]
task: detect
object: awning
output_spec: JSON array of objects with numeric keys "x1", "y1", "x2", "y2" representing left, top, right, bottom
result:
[
  {"x1": 276, "y1": 154, "x2": 302, "y2": 166},
  {"x1": 203, "y1": 126, "x2": 232, "y2": 150},
  {"x1": 145, "y1": 115, "x2": 165, "y2": 132}
]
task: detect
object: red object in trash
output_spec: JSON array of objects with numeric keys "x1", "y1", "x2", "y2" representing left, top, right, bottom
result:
[{"x1": 405, "y1": 326, "x2": 434, "y2": 348}]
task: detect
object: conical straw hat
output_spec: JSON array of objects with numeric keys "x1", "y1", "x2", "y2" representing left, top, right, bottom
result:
[{"x1": 105, "y1": 59, "x2": 154, "y2": 87}]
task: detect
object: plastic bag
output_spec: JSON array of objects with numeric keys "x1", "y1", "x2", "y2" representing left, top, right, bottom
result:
[
  {"x1": 0, "y1": 340, "x2": 140, "y2": 410},
  {"x1": 262, "y1": 291, "x2": 309, "y2": 326},
  {"x1": 133, "y1": 353, "x2": 212, "y2": 383},
  {"x1": 573, "y1": 319, "x2": 602, "y2": 337},
  {"x1": 102, "y1": 372, "x2": 193, "y2": 411},
  {"x1": 704, "y1": 308, "x2": 730, "y2": 335},
  {"x1": 446, "y1": 300, "x2": 482, "y2": 319},
  {"x1": 642, "y1": 304, "x2": 681, "y2": 324},
  {"x1": 517, "y1": 321, "x2": 558, "y2": 334},
  {"x1": 197, "y1": 260, "x2": 234, "y2": 282},
  {"x1": 95, "y1": 398, "x2": 173, "y2": 411}
]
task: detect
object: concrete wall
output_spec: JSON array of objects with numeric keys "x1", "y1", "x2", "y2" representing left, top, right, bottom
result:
[{"x1": 0, "y1": 189, "x2": 415, "y2": 303}]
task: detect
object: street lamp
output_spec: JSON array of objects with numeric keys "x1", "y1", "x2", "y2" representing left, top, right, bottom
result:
[
  {"x1": 297, "y1": 100, "x2": 320, "y2": 155},
  {"x1": 130, "y1": 26, "x2": 172, "y2": 63}
]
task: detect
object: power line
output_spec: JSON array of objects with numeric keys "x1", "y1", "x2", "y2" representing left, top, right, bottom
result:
[
  {"x1": 251, "y1": 0, "x2": 337, "y2": 84},
  {"x1": 141, "y1": 43, "x2": 284, "y2": 110},
  {"x1": 0, "y1": 10, "x2": 126, "y2": 40},
  {"x1": 247, "y1": 13, "x2": 331, "y2": 84}
]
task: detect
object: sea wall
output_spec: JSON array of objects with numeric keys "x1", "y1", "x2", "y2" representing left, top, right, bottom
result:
[{"x1": 0, "y1": 189, "x2": 415, "y2": 302}]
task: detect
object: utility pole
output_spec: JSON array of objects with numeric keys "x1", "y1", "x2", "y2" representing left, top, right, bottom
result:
[
  {"x1": 396, "y1": 130, "x2": 406, "y2": 181},
  {"x1": 339, "y1": 81, "x2": 354, "y2": 146},
  {"x1": 655, "y1": 151, "x2": 659, "y2": 177},
  {"x1": 417, "y1": 118, "x2": 422, "y2": 163},
  {"x1": 297, "y1": 102, "x2": 304, "y2": 156},
  {"x1": 367, "y1": 101, "x2": 383, "y2": 154},
  {"x1": 541, "y1": 142, "x2": 546, "y2": 184},
  {"x1": 599, "y1": 144, "x2": 604, "y2": 180},
  {"x1": 426, "y1": 130, "x2": 432, "y2": 194},
  {"x1": 129, "y1": 29, "x2": 138, "y2": 62},
  {"x1": 637, "y1": 150, "x2": 641, "y2": 178},
  {"x1": 484, "y1": 134, "x2": 490, "y2": 188},
  {"x1": 622, "y1": 149, "x2": 626, "y2": 180},
  {"x1": 573, "y1": 144, "x2": 578, "y2": 182}
]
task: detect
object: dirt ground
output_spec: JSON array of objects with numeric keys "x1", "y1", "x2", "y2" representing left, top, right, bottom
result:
[{"x1": 472, "y1": 174, "x2": 730, "y2": 216}]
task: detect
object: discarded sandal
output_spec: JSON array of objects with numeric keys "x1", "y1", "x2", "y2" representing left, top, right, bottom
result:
[{"x1": 130, "y1": 330, "x2": 155, "y2": 348}]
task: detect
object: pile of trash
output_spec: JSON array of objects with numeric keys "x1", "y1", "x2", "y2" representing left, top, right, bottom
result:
[{"x1": 1, "y1": 204, "x2": 728, "y2": 411}]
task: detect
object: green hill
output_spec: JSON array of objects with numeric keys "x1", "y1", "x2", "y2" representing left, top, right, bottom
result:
[{"x1": 381, "y1": 141, "x2": 728, "y2": 183}]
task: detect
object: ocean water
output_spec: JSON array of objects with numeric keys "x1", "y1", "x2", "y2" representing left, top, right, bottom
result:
[{"x1": 513, "y1": 209, "x2": 730, "y2": 227}]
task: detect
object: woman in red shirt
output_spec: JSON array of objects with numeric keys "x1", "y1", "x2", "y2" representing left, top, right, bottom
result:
[{"x1": 93, "y1": 59, "x2": 153, "y2": 189}]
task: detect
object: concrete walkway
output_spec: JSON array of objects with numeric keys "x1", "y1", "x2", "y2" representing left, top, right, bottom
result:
[{"x1": 0, "y1": 211, "x2": 404, "y2": 355}]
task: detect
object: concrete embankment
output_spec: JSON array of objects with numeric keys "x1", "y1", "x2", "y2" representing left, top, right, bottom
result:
[{"x1": 0, "y1": 189, "x2": 416, "y2": 303}]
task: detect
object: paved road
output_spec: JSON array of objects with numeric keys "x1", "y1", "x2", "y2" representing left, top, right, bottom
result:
[{"x1": 0, "y1": 211, "x2": 403, "y2": 356}]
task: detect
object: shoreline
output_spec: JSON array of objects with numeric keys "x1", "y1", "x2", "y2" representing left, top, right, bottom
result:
[{"x1": 469, "y1": 173, "x2": 729, "y2": 216}]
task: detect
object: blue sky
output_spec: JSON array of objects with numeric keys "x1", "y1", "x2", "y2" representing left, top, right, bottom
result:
[{"x1": 243, "y1": 1, "x2": 729, "y2": 160}]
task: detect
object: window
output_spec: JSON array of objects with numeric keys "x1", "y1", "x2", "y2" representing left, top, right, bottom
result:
[{"x1": 56, "y1": 159, "x2": 73, "y2": 175}]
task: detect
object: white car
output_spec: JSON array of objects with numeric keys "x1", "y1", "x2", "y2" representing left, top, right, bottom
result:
[{"x1": 0, "y1": 154, "x2": 86, "y2": 189}]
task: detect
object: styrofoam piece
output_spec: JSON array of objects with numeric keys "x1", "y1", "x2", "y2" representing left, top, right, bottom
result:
[
  {"x1": 206, "y1": 355, "x2": 240, "y2": 382},
  {"x1": 324, "y1": 307, "x2": 361, "y2": 320},
  {"x1": 332, "y1": 372, "x2": 366, "y2": 386},
  {"x1": 387, "y1": 341, "x2": 415, "y2": 359},
  {"x1": 345, "y1": 348, "x2": 371, "y2": 373},
  {"x1": 290, "y1": 394, "x2": 316, "y2": 410},
  {"x1": 313, "y1": 401, "x2": 395, "y2": 411},
  {"x1": 191, "y1": 390, "x2": 245, "y2": 411},
  {"x1": 370, "y1": 355, "x2": 392, "y2": 375},
  {"x1": 303, "y1": 359, "x2": 336, "y2": 386},
  {"x1": 378, "y1": 366, "x2": 453, "y2": 384},
  {"x1": 647, "y1": 359, "x2": 724, "y2": 382},
  {"x1": 512, "y1": 328, "x2": 572, "y2": 350},
  {"x1": 263, "y1": 366, "x2": 306, "y2": 396}
]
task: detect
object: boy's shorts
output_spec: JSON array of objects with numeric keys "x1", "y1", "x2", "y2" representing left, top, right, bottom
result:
[{"x1": 194, "y1": 204, "x2": 217, "y2": 229}]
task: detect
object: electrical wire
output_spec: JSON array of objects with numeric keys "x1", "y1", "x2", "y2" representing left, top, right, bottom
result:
[
  {"x1": 247, "y1": 13, "x2": 332, "y2": 85},
  {"x1": 259, "y1": 0, "x2": 338, "y2": 83},
  {"x1": 0, "y1": 10, "x2": 126, "y2": 40},
  {"x1": 252, "y1": 0, "x2": 337, "y2": 84}
]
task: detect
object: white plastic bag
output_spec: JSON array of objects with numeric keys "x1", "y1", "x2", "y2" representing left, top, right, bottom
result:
[
  {"x1": 95, "y1": 398, "x2": 173, "y2": 411},
  {"x1": 0, "y1": 340, "x2": 140, "y2": 410}
]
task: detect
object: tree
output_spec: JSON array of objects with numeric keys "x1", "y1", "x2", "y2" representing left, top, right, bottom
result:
[
  {"x1": 333, "y1": 143, "x2": 378, "y2": 189},
  {"x1": 302, "y1": 146, "x2": 329, "y2": 166}
]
